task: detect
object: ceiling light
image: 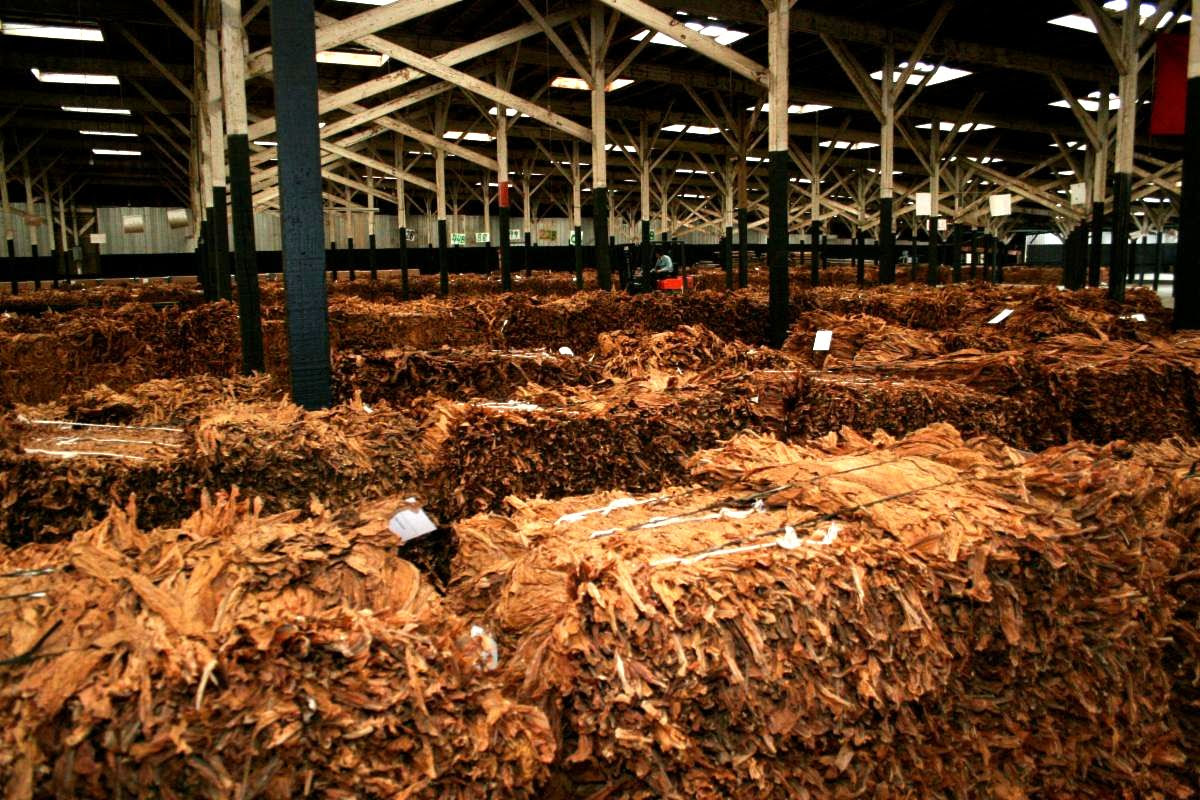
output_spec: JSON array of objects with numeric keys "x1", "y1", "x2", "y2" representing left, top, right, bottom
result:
[
  {"x1": 549, "y1": 76, "x2": 634, "y2": 91},
  {"x1": 32, "y1": 68, "x2": 118, "y2": 85},
  {"x1": 662, "y1": 123, "x2": 721, "y2": 135},
  {"x1": 63, "y1": 105, "x2": 130, "y2": 115},
  {"x1": 316, "y1": 50, "x2": 389, "y2": 67},
  {"x1": 80, "y1": 129, "x2": 136, "y2": 137},
  {"x1": 870, "y1": 62, "x2": 972, "y2": 87},
  {"x1": 1049, "y1": 91, "x2": 1121, "y2": 112},
  {"x1": 0, "y1": 20, "x2": 102, "y2": 41},
  {"x1": 443, "y1": 131, "x2": 494, "y2": 142},
  {"x1": 605, "y1": 143, "x2": 637, "y2": 152},
  {"x1": 915, "y1": 121, "x2": 995, "y2": 132},
  {"x1": 253, "y1": 140, "x2": 278, "y2": 147},
  {"x1": 750, "y1": 103, "x2": 834, "y2": 114},
  {"x1": 1057, "y1": 170, "x2": 1075, "y2": 175},
  {"x1": 92, "y1": 148, "x2": 140, "y2": 156}
]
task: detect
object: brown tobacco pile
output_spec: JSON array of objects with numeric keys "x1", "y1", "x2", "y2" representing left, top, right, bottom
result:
[
  {"x1": 332, "y1": 347, "x2": 604, "y2": 405},
  {"x1": 782, "y1": 311, "x2": 945, "y2": 367},
  {"x1": 594, "y1": 325, "x2": 793, "y2": 378},
  {"x1": 418, "y1": 375, "x2": 774, "y2": 520},
  {"x1": 451, "y1": 424, "x2": 1195, "y2": 798},
  {"x1": 0, "y1": 494, "x2": 555, "y2": 799}
]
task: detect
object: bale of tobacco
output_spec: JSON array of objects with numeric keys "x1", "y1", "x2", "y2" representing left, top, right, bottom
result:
[
  {"x1": 0, "y1": 493, "x2": 556, "y2": 799},
  {"x1": 594, "y1": 325, "x2": 794, "y2": 379},
  {"x1": 449, "y1": 424, "x2": 1194, "y2": 798},
  {"x1": 417, "y1": 374, "x2": 775, "y2": 521},
  {"x1": 332, "y1": 347, "x2": 604, "y2": 405},
  {"x1": 781, "y1": 311, "x2": 945, "y2": 367}
]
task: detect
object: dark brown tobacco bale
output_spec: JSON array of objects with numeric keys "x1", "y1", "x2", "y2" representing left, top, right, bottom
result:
[{"x1": 0, "y1": 494, "x2": 555, "y2": 800}]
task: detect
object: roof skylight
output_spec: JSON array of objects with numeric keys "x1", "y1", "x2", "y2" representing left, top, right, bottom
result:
[
  {"x1": 33, "y1": 68, "x2": 118, "y2": 85},
  {"x1": 62, "y1": 105, "x2": 131, "y2": 115},
  {"x1": 631, "y1": 21, "x2": 748, "y2": 48},
  {"x1": 0, "y1": 20, "x2": 102, "y2": 41},
  {"x1": 1049, "y1": 91, "x2": 1121, "y2": 112},
  {"x1": 550, "y1": 76, "x2": 634, "y2": 91},
  {"x1": 316, "y1": 50, "x2": 389, "y2": 67},
  {"x1": 870, "y1": 62, "x2": 971, "y2": 87},
  {"x1": 915, "y1": 121, "x2": 995, "y2": 132},
  {"x1": 662, "y1": 124, "x2": 721, "y2": 135}
]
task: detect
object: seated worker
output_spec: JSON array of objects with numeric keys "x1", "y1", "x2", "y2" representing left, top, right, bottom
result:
[{"x1": 653, "y1": 249, "x2": 675, "y2": 277}]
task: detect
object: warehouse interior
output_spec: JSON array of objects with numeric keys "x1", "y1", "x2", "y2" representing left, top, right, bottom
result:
[{"x1": 1, "y1": 1, "x2": 1199, "y2": 797}]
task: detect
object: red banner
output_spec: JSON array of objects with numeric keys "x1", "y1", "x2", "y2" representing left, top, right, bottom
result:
[
  {"x1": 498, "y1": 181, "x2": 510, "y2": 208},
  {"x1": 1150, "y1": 33, "x2": 1188, "y2": 136}
]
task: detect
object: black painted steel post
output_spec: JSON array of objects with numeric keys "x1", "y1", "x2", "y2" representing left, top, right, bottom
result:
[
  {"x1": 199, "y1": 216, "x2": 215, "y2": 300},
  {"x1": 879, "y1": 198, "x2": 895, "y2": 283},
  {"x1": 641, "y1": 219, "x2": 652, "y2": 284},
  {"x1": 722, "y1": 228, "x2": 733, "y2": 289},
  {"x1": 30, "y1": 239, "x2": 39, "y2": 290},
  {"x1": 346, "y1": 236, "x2": 355, "y2": 281},
  {"x1": 927, "y1": 218, "x2": 940, "y2": 286},
  {"x1": 399, "y1": 230, "x2": 409, "y2": 298},
  {"x1": 737, "y1": 207, "x2": 749, "y2": 288},
  {"x1": 594, "y1": 189, "x2": 611, "y2": 290},
  {"x1": 270, "y1": 0, "x2": 331, "y2": 409},
  {"x1": 1109, "y1": 173, "x2": 1131, "y2": 301},
  {"x1": 1181, "y1": 16, "x2": 1200, "y2": 327},
  {"x1": 809, "y1": 221, "x2": 820, "y2": 287},
  {"x1": 212, "y1": 186, "x2": 232, "y2": 299},
  {"x1": 968, "y1": 229, "x2": 978, "y2": 280},
  {"x1": 437, "y1": 220, "x2": 449, "y2": 296},
  {"x1": 573, "y1": 224, "x2": 583, "y2": 289},
  {"x1": 499, "y1": 182, "x2": 512, "y2": 291},
  {"x1": 854, "y1": 229, "x2": 865, "y2": 286},
  {"x1": 6, "y1": 236, "x2": 15, "y2": 295},
  {"x1": 523, "y1": 231, "x2": 531, "y2": 276},
  {"x1": 1155, "y1": 229, "x2": 1164, "y2": 292},
  {"x1": 329, "y1": 240, "x2": 337, "y2": 281},
  {"x1": 1089, "y1": 202, "x2": 1104, "y2": 287},
  {"x1": 225, "y1": 135, "x2": 264, "y2": 373},
  {"x1": 950, "y1": 224, "x2": 962, "y2": 283}
]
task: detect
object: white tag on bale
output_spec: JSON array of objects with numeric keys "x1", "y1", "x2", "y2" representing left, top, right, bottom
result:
[
  {"x1": 389, "y1": 502, "x2": 437, "y2": 542},
  {"x1": 1120, "y1": 313, "x2": 1147, "y2": 322},
  {"x1": 558, "y1": 346, "x2": 574, "y2": 356},
  {"x1": 987, "y1": 309, "x2": 1014, "y2": 325},
  {"x1": 813, "y1": 330, "x2": 833, "y2": 351}
]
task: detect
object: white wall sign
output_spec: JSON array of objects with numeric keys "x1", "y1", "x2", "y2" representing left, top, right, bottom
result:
[
  {"x1": 89, "y1": 233, "x2": 107, "y2": 245},
  {"x1": 915, "y1": 192, "x2": 933, "y2": 217},
  {"x1": 1069, "y1": 182, "x2": 1087, "y2": 206},
  {"x1": 475, "y1": 232, "x2": 490, "y2": 243}
]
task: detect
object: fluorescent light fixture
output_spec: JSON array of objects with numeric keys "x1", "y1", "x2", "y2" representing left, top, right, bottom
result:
[
  {"x1": 662, "y1": 123, "x2": 721, "y2": 135},
  {"x1": 32, "y1": 68, "x2": 118, "y2": 85},
  {"x1": 750, "y1": 103, "x2": 834, "y2": 115},
  {"x1": 1049, "y1": 91, "x2": 1121, "y2": 112},
  {"x1": 0, "y1": 20, "x2": 102, "y2": 41},
  {"x1": 680, "y1": 192, "x2": 707, "y2": 198},
  {"x1": 62, "y1": 105, "x2": 130, "y2": 115},
  {"x1": 915, "y1": 121, "x2": 995, "y2": 132},
  {"x1": 866, "y1": 168, "x2": 904, "y2": 174},
  {"x1": 1143, "y1": 196, "x2": 1169, "y2": 203},
  {"x1": 364, "y1": 175, "x2": 398, "y2": 180},
  {"x1": 631, "y1": 23, "x2": 748, "y2": 47},
  {"x1": 253, "y1": 139, "x2": 278, "y2": 147},
  {"x1": 744, "y1": 155, "x2": 768, "y2": 162},
  {"x1": 675, "y1": 168, "x2": 708, "y2": 174},
  {"x1": 870, "y1": 62, "x2": 971, "y2": 87},
  {"x1": 819, "y1": 140, "x2": 879, "y2": 150},
  {"x1": 407, "y1": 150, "x2": 434, "y2": 156},
  {"x1": 1057, "y1": 170, "x2": 1075, "y2": 176},
  {"x1": 549, "y1": 76, "x2": 634, "y2": 91},
  {"x1": 443, "y1": 131, "x2": 494, "y2": 142},
  {"x1": 316, "y1": 50, "x2": 389, "y2": 67},
  {"x1": 80, "y1": 129, "x2": 136, "y2": 137},
  {"x1": 92, "y1": 148, "x2": 140, "y2": 156}
]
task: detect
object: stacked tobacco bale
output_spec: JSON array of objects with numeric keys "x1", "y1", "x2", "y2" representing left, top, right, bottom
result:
[
  {"x1": 0, "y1": 302, "x2": 244, "y2": 405},
  {"x1": 417, "y1": 374, "x2": 775, "y2": 520},
  {"x1": 0, "y1": 494, "x2": 555, "y2": 799},
  {"x1": 332, "y1": 347, "x2": 604, "y2": 405},
  {"x1": 595, "y1": 325, "x2": 794, "y2": 379},
  {"x1": 449, "y1": 424, "x2": 1195, "y2": 798},
  {"x1": 782, "y1": 311, "x2": 945, "y2": 367}
]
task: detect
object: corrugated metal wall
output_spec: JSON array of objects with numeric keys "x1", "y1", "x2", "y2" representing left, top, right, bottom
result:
[
  {"x1": 5, "y1": 206, "x2": 766, "y2": 257},
  {"x1": 2, "y1": 203, "x2": 58, "y2": 257}
]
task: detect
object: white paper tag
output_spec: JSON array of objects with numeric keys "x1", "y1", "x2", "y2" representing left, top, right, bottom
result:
[
  {"x1": 388, "y1": 505, "x2": 437, "y2": 542},
  {"x1": 1119, "y1": 313, "x2": 1147, "y2": 322},
  {"x1": 813, "y1": 330, "x2": 833, "y2": 352},
  {"x1": 558, "y1": 346, "x2": 574, "y2": 356},
  {"x1": 987, "y1": 309, "x2": 1014, "y2": 325}
]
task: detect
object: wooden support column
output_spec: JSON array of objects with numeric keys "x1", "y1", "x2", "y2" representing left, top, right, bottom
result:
[
  {"x1": 57, "y1": 193, "x2": 68, "y2": 287},
  {"x1": 221, "y1": 0, "x2": 264, "y2": 372},
  {"x1": 1109, "y1": 11, "x2": 1137, "y2": 301},
  {"x1": 1177, "y1": 0, "x2": 1200, "y2": 327},
  {"x1": 572, "y1": 143, "x2": 584, "y2": 288},
  {"x1": 1090, "y1": 93, "x2": 1110, "y2": 287},
  {"x1": 879, "y1": 47, "x2": 897, "y2": 283},
  {"x1": 271, "y1": 0, "x2": 331, "y2": 408},
  {"x1": 767, "y1": 0, "x2": 790, "y2": 347},
  {"x1": 42, "y1": 178, "x2": 57, "y2": 288},
  {"x1": 496, "y1": 93, "x2": 512, "y2": 291},
  {"x1": 521, "y1": 173, "x2": 532, "y2": 275},
  {"x1": 206, "y1": 19, "x2": 232, "y2": 300},
  {"x1": 927, "y1": 119, "x2": 941, "y2": 286},
  {"x1": 591, "y1": 3, "x2": 612, "y2": 290},
  {"x1": 809, "y1": 136, "x2": 820, "y2": 287},
  {"x1": 436, "y1": 145, "x2": 449, "y2": 296},
  {"x1": 639, "y1": 122, "x2": 653, "y2": 283},
  {"x1": 395, "y1": 136, "x2": 410, "y2": 297},
  {"x1": 367, "y1": 168, "x2": 378, "y2": 280},
  {"x1": 737, "y1": 154, "x2": 749, "y2": 288},
  {"x1": 344, "y1": 186, "x2": 355, "y2": 280},
  {"x1": 722, "y1": 159, "x2": 734, "y2": 289},
  {"x1": 0, "y1": 138, "x2": 14, "y2": 293},
  {"x1": 23, "y1": 161, "x2": 39, "y2": 289}
]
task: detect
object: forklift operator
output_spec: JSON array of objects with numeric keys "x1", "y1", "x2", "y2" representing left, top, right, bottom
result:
[{"x1": 653, "y1": 249, "x2": 674, "y2": 277}]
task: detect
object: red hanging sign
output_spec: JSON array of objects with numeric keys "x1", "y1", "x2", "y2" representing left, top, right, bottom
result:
[{"x1": 1150, "y1": 33, "x2": 1188, "y2": 137}]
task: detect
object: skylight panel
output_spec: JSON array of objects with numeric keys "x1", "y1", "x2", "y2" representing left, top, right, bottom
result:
[
  {"x1": 80, "y1": 129, "x2": 136, "y2": 137},
  {"x1": 915, "y1": 121, "x2": 995, "y2": 132},
  {"x1": 0, "y1": 21, "x2": 102, "y2": 41},
  {"x1": 33, "y1": 68, "x2": 118, "y2": 85},
  {"x1": 316, "y1": 50, "x2": 389, "y2": 67},
  {"x1": 750, "y1": 103, "x2": 833, "y2": 114},
  {"x1": 550, "y1": 76, "x2": 634, "y2": 91},
  {"x1": 870, "y1": 62, "x2": 971, "y2": 86},
  {"x1": 662, "y1": 124, "x2": 721, "y2": 135},
  {"x1": 63, "y1": 106, "x2": 130, "y2": 115},
  {"x1": 819, "y1": 140, "x2": 879, "y2": 150},
  {"x1": 92, "y1": 148, "x2": 141, "y2": 156},
  {"x1": 631, "y1": 20, "x2": 748, "y2": 48},
  {"x1": 1049, "y1": 91, "x2": 1121, "y2": 112},
  {"x1": 443, "y1": 131, "x2": 494, "y2": 142}
]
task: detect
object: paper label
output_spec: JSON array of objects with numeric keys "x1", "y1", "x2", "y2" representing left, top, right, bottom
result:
[
  {"x1": 1119, "y1": 313, "x2": 1147, "y2": 322},
  {"x1": 987, "y1": 309, "x2": 1014, "y2": 325},
  {"x1": 388, "y1": 506, "x2": 437, "y2": 542},
  {"x1": 813, "y1": 330, "x2": 833, "y2": 351},
  {"x1": 558, "y1": 346, "x2": 574, "y2": 356}
]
